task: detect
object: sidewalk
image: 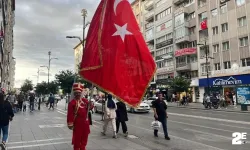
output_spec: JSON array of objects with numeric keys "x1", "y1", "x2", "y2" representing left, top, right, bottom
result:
[
  {"x1": 6, "y1": 104, "x2": 151, "y2": 150},
  {"x1": 167, "y1": 102, "x2": 250, "y2": 113}
]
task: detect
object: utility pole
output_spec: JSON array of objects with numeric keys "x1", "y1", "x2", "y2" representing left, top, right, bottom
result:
[
  {"x1": 205, "y1": 41, "x2": 210, "y2": 95},
  {"x1": 48, "y1": 51, "x2": 51, "y2": 85},
  {"x1": 81, "y1": 9, "x2": 87, "y2": 47}
]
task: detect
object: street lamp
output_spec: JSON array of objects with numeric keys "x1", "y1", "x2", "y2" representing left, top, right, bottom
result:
[
  {"x1": 47, "y1": 51, "x2": 58, "y2": 85},
  {"x1": 197, "y1": 42, "x2": 214, "y2": 95}
]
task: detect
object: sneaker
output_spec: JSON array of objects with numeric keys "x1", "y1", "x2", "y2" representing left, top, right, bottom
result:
[
  {"x1": 1, "y1": 142, "x2": 6, "y2": 150},
  {"x1": 124, "y1": 131, "x2": 128, "y2": 137},
  {"x1": 165, "y1": 136, "x2": 170, "y2": 140},
  {"x1": 113, "y1": 131, "x2": 117, "y2": 139}
]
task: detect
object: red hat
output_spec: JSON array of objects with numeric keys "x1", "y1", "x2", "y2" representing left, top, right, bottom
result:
[{"x1": 73, "y1": 83, "x2": 84, "y2": 93}]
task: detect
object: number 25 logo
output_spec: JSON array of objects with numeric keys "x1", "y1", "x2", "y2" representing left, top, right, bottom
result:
[{"x1": 232, "y1": 132, "x2": 247, "y2": 145}]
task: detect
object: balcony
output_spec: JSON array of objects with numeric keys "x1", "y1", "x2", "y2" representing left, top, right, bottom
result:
[
  {"x1": 145, "y1": 11, "x2": 154, "y2": 21},
  {"x1": 176, "y1": 63, "x2": 191, "y2": 71},
  {"x1": 157, "y1": 66, "x2": 175, "y2": 74},
  {"x1": 145, "y1": 1, "x2": 154, "y2": 11},
  {"x1": 173, "y1": 0, "x2": 186, "y2": 5},
  {"x1": 175, "y1": 35, "x2": 190, "y2": 44},
  {"x1": 175, "y1": 7, "x2": 189, "y2": 15},
  {"x1": 145, "y1": 22, "x2": 154, "y2": 30}
]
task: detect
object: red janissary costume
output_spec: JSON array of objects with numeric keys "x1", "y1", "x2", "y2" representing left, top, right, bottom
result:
[{"x1": 67, "y1": 83, "x2": 93, "y2": 150}]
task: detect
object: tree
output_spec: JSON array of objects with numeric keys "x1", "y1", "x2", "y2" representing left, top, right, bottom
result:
[
  {"x1": 35, "y1": 81, "x2": 47, "y2": 95},
  {"x1": 55, "y1": 70, "x2": 75, "y2": 94},
  {"x1": 48, "y1": 81, "x2": 59, "y2": 94},
  {"x1": 20, "y1": 79, "x2": 33, "y2": 93},
  {"x1": 169, "y1": 76, "x2": 191, "y2": 93}
]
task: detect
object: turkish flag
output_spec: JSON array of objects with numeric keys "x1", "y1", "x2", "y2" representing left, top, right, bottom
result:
[
  {"x1": 200, "y1": 20, "x2": 207, "y2": 30},
  {"x1": 79, "y1": 0, "x2": 156, "y2": 107}
]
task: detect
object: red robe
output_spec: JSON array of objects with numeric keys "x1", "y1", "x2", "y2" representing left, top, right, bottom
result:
[{"x1": 67, "y1": 98, "x2": 93, "y2": 150}]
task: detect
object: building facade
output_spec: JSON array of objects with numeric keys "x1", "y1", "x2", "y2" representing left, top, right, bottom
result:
[
  {"x1": 0, "y1": 0, "x2": 15, "y2": 91},
  {"x1": 73, "y1": 42, "x2": 83, "y2": 73},
  {"x1": 131, "y1": 0, "x2": 144, "y2": 31}
]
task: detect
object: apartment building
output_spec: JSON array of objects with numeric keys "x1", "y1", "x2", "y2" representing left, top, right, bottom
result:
[
  {"x1": 0, "y1": 0, "x2": 15, "y2": 91},
  {"x1": 73, "y1": 42, "x2": 83, "y2": 73},
  {"x1": 131, "y1": 0, "x2": 144, "y2": 31}
]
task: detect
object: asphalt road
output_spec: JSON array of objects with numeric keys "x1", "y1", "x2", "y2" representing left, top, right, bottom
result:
[{"x1": 7, "y1": 100, "x2": 249, "y2": 150}]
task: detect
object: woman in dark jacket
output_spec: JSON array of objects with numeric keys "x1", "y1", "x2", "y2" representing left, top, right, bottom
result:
[
  {"x1": 0, "y1": 92, "x2": 14, "y2": 150},
  {"x1": 116, "y1": 101, "x2": 128, "y2": 137}
]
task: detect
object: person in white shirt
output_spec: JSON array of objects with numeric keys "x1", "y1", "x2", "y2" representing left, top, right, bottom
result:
[{"x1": 101, "y1": 94, "x2": 117, "y2": 138}]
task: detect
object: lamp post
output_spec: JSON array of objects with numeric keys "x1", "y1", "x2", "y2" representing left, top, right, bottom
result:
[
  {"x1": 197, "y1": 42, "x2": 213, "y2": 95},
  {"x1": 47, "y1": 51, "x2": 58, "y2": 85}
]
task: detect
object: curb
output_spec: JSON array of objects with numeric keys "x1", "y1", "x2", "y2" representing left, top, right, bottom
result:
[{"x1": 167, "y1": 105, "x2": 250, "y2": 113}]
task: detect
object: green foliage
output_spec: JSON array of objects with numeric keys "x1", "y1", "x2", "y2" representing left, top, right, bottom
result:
[
  {"x1": 55, "y1": 70, "x2": 75, "y2": 94},
  {"x1": 20, "y1": 79, "x2": 33, "y2": 93},
  {"x1": 169, "y1": 76, "x2": 191, "y2": 93},
  {"x1": 35, "y1": 81, "x2": 59, "y2": 95},
  {"x1": 48, "y1": 81, "x2": 59, "y2": 94}
]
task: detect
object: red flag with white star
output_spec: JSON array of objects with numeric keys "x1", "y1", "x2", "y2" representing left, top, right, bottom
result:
[{"x1": 79, "y1": 0, "x2": 156, "y2": 107}]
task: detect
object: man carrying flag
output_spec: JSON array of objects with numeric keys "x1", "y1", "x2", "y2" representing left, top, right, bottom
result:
[
  {"x1": 67, "y1": 83, "x2": 93, "y2": 150},
  {"x1": 79, "y1": 0, "x2": 156, "y2": 107}
]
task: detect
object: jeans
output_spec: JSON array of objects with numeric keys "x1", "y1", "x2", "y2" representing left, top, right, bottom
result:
[
  {"x1": 0, "y1": 125, "x2": 9, "y2": 142},
  {"x1": 116, "y1": 121, "x2": 127, "y2": 134},
  {"x1": 30, "y1": 102, "x2": 34, "y2": 111},
  {"x1": 154, "y1": 117, "x2": 168, "y2": 137}
]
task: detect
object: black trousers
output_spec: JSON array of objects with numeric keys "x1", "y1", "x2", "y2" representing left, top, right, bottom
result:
[
  {"x1": 18, "y1": 101, "x2": 23, "y2": 110},
  {"x1": 49, "y1": 102, "x2": 54, "y2": 109},
  {"x1": 116, "y1": 120, "x2": 127, "y2": 133}
]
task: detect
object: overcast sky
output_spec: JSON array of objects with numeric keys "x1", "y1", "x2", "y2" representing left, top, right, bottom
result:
[{"x1": 14, "y1": 0, "x2": 129, "y2": 88}]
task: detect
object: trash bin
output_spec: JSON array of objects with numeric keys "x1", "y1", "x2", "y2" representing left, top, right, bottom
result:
[{"x1": 241, "y1": 104, "x2": 248, "y2": 111}]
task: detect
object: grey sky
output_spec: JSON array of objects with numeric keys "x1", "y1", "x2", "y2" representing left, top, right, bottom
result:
[{"x1": 14, "y1": 0, "x2": 134, "y2": 88}]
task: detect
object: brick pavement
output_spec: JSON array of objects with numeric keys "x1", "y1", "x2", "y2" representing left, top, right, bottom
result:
[{"x1": 6, "y1": 105, "x2": 150, "y2": 150}]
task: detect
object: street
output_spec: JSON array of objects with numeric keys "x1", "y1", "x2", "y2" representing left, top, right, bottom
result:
[{"x1": 6, "y1": 100, "x2": 250, "y2": 150}]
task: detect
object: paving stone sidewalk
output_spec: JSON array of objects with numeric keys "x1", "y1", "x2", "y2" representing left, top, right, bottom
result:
[{"x1": 6, "y1": 105, "x2": 150, "y2": 150}]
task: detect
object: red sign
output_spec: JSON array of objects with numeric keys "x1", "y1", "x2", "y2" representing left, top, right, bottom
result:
[
  {"x1": 200, "y1": 20, "x2": 207, "y2": 30},
  {"x1": 175, "y1": 48, "x2": 197, "y2": 57},
  {"x1": 160, "y1": 24, "x2": 166, "y2": 31}
]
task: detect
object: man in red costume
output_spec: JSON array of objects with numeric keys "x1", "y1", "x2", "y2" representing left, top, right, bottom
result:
[{"x1": 67, "y1": 83, "x2": 93, "y2": 150}]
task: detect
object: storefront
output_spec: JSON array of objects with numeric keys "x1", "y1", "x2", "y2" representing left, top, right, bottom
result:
[{"x1": 199, "y1": 74, "x2": 250, "y2": 104}]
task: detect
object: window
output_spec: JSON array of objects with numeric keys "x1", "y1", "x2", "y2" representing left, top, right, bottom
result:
[
  {"x1": 201, "y1": 63, "x2": 210, "y2": 74},
  {"x1": 145, "y1": 29, "x2": 154, "y2": 41},
  {"x1": 156, "y1": 7, "x2": 172, "y2": 20},
  {"x1": 220, "y1": 4, "x2": 227, "y2": 14},
  {"x1": 214, "y1": 63, "x2": 221, "y2": 70},
  {"x1": 211, "y1": 9, "x2": 218, "y2": 17},
  {"x1": 156, "y1": 20, "x2": 172, "y2": 32},
  {"x1": 156, "y1": 0, "x2": 167, "y2": 7},
  {"x1": 239, "y1": 36, "x2": 248, "y2": 47},
  {"x1": 175, "y1": 27, "x2": 189, "y2": 38},
  {"x1": 213, "y1": 44, "x2": 219, "y2": 53},
  {"x1": 241, "y1": 58, "x2": 250, "y2": 67},
  {"x1": 175, "y1": 13, "x2": 185, "y2": 27},
  {"x1": 189, "y1": 26, "x2": 196, "y2": 35},
  {"x1": 224, "y1": 61, "x2": 231, "y2": 69},
  {"x1": 199, "y1": 12, "x2": 207, "y2": 23},
  {"x1": 222, "y1": 41, "x2": 229, "y2": 50},
  {"x1": 200, "y1": 46, "x2": 209, "y2": 58},
  {"x1": 198, "y1": 0, "x2": 206, "y2": 7},
  {"x1": 238, "y1": 16, "x2": 247, "y2": 27},
  {"x1": 156, "y1": 46, "x2": 173, "y2": 56},
  {"x1": 156, "y1": 33, "x2": 172, "y2": 44},
  {"x1": 212, "y1": 26, "x2": 218, "y2": 35},
  {"x1": 221, "y1": 23, "x2": 228, "y2": 32},
  {"x1": 236, "y1": 0, "x2": 246, "y2": 6},
  {"x1": 189, "y1": 12, "x2": 195, "y2": 19}
]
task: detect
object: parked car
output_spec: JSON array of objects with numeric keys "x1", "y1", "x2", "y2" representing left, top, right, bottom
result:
[
  {"x1": 94, "y1": 99, "x2": 105, "y2": 113},
  {"x1": 143, "y1": 97, "x2": 158, "y2": 106},
  {"x1": 127, "y1": 102, "x2": 150, "y2": 113}
]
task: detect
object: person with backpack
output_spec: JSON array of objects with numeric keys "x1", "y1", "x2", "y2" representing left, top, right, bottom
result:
[{"x1": 0, "y1": 92, "x2": 14, "y2": 150}]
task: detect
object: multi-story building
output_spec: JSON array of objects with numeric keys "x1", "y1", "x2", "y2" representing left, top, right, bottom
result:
[
  {"x1": 131, "y1": 0, "x2": 144, "y2": 31},
  {"x1": 1, "y1": 0, "x2": 15, "y2": 91},
  {"x1": 197, "y1": 0, "x2": 250, "y2": 104},
  {"x1": 73, "y1": 42, "x2": 83, "y2": 73},
  {"x1": 9, "y1": 58, "x2": 15, "y2": 89}
]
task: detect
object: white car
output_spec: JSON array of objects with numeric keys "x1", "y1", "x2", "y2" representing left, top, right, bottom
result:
[
  {"x1": 94, "y1": 99, "x2": 105, "y2": 113},
  {"x1": 127, "y1": 102, "x2": 150, "y2": 113},
  {"x1": 144, "y1": 97, "x2": 158, "y2": 107}
]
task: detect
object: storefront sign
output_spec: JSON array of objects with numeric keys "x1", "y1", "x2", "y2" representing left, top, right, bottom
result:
[
  {"x1": 236, "y1": 87, "x2": 250, "y2": 104},
  {"x1": 175, "y1": 48, "x2": 197, "y2": 57},
  {"x1": 199, "y1": 74, "x2": 250, "y2": 87}
]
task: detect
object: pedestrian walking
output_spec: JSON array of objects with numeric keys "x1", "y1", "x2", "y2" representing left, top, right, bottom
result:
[
  {"x1": 116, "y1": 101, "x2": 128, "y2": 137},
  {"x1": 0, "y1": 92, "x2": 14, "y2": 150},
  {"x1": 48, "y1": 94, "x2": 55, "y2": 110},
  {"x1": 152, "y1": 92, "x2": 170, "y2": 140},
  {"x1": 101, "y1": 94, "x2": 117, "y2": 138},
  {"x1": 17, "y1": 92, "x2": 25, "y2": 111},
  {"x1": 67, "y1": 83, "x2": 93, "y2": 150},
  {"x1": 29, "y1": 92, "x2": 35, "y2": 112}
]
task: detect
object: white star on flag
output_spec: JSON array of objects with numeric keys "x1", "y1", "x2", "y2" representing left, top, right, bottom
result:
[{"x1": 112, "y1": 23, "x2": 132, "y2": 42}]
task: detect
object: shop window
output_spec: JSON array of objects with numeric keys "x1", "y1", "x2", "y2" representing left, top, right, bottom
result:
[
  {"x1": 223, "y1": 61, "x2": 231, "y2": 69},
  {"x1": 241, "y1": 58, "x2": 250, "y2": 67}
]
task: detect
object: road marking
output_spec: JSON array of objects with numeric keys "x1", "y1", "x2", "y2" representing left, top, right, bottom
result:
[
  {"x1": 127, "y1": 135, "x2": 139, "y2": 139},
  {"x1": 56, "y1": 108, "x2": 67, "y2": 113},
  {"x1": 39, "y1": 124, "x2": 65, "y2": 128},
  {"x1": 7, "y1": 137, "x2": 70, "y2": 145},
  {"x1": 184, "y1": 128, "x2": 250, "y2": 143},
  {"x1": 7, "y1": 141, "x2": 70, "y2": 149},
  {"x1": 167, "y1": 112, "x2": 250, "y2": 125},
  {"x1": 93, "y1": 120, "x2": 225, "y2": 150},
  {"x1": 219, "y1": 123, "x2": 250, "y2": 130},
  {"x1": 57, "y1": 110, "x2": 67, "y2": 115}
]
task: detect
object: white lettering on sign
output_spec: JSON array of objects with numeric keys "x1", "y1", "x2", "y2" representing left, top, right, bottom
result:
[
  {"x1": 232, "y1": 132, "x2": 247, "y2": 145},
  {"x1": 213, "y1": 76, "x2": 242, "y2": 86}
]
